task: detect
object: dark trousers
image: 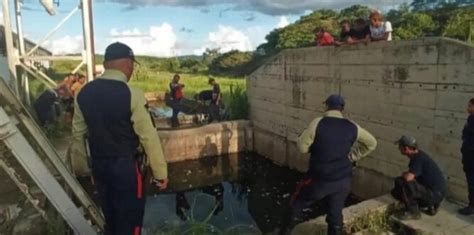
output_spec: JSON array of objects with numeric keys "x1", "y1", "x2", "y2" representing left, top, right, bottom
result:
[
  {"x1": 283, "y1": 177, "x2": 351, "y2": 234},
  {"x1": 92, "y1": 157, "x2": 145, "y2": 235},
  {"x1": 391, "y1": 177, "x2": 443, "y2": 212},
  {"x1": 170, "y1": 99, "x2": 181, "y2": 127},
  {"x1": 462, "y1": 155, "x2": 474, "y2": 206},
  {"x1": 209, "y1": 103, "x2": 221, "y2": 123}
]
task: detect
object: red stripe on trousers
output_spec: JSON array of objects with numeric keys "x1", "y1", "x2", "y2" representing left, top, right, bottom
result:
[
  {"x1": 290, "y1": 178, "x2": 313, "y2": 205},
  {"x1": 135, "y1": 164, "x2": 143, "y2": 199},
  {"x1": 134, "y1": 226, "x2": 141, "y2": 235}
]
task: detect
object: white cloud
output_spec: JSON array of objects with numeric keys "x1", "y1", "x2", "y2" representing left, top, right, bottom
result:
[
  {"x1": 194, "y1": 25, "x2": 252, "y2": 55},
  {"x1": 277, "y1": 16, "x2": 289, "y2": 28},
  {"x1": 109, "y1": 23, "x2": 178, "y2": 57},
  {"x1": 45, "y1": 35, "x2": 83, "y2": 55},
  {"x1": 0, "y1": 11, "x2": 3, "y2": 25},
  {"x1": 99, "y1": 0, "x2": 410, "y2": 16}
]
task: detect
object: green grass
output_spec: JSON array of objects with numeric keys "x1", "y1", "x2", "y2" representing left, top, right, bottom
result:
[{"x1": 129, "y1": 71, "x2": 245, "y2": 104}]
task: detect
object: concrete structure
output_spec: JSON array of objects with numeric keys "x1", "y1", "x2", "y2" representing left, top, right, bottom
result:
[
  {"x1": 247, "y1": 37, "x2": 474, "y2": 202},
  {"x1": 159, "y1": 120, "x2": 253, "y2": 163},
  {"x1": 69, "y1": 121, "x2": 253, "y2": 175}
]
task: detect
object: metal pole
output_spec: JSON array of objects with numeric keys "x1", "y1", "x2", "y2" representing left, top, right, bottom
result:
[
  {"x1": 0, "y1": 108, "x2": 98, "y2": 235},
  {"x1": 2, "y1": 0, "x2": 19, "y2": 95},
  {"x1": 14, "y1": 0, "x2": 30, "y2": 106},
  {"x1": 81, "y1": 0, "x2": 95, "y2": 82},
  {"x1": 25, "y1": 6, "x2": 79, "y2": 57}
]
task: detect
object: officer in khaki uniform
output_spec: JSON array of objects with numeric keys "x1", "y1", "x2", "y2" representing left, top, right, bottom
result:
[{"x1": 72, "y1": 42, "x2": 168, "y2": 235}]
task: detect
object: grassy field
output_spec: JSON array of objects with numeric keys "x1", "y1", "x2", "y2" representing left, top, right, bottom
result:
[
  {"x1": 129, "y1": 72, "x2": 246, "y2": 104},
  {"x1": 31, "y1": 59, "x2": 246, "y2": 103}
]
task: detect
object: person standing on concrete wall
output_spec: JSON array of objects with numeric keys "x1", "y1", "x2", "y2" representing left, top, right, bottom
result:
[
  {"x1": 72, "y1": 42, "x2": 168, "y2": 235},
  {"x1": 459, "y1": 99, "x2": 474, "y2": 215},
  {"x1": 169, "y1": 74, "x2": 185, "y2": 127},
  {"x1": 392, "y1": 136, "x2": 446, "y2": 220},
  {"x1": 281, "y1": 94, "x2": 377, "y2": 235},
  {"x1": 208, "y1": 78, "x2": 221, "y2": 123}
]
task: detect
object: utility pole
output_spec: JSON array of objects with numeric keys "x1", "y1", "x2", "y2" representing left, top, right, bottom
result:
[
  {"x1": 81, "y1": 0, "x2": 95, "y2": 82},
  {"x1": 14, "y1": 0, "x2": 30, "y2": 106},
  {"x1": 2, "y1": 0, "x2": 19, "y2": 95}
]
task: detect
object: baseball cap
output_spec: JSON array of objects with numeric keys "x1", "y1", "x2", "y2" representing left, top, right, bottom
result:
[
  {"x1": 324, "y1": 94, "x2": 345, "y2": 109},
  {"x1": 395, "y1": 135, "x2": 418, "y2": 148},
  {"x1": 104, "y1": 42, "x2": 139, "y2": 64}
]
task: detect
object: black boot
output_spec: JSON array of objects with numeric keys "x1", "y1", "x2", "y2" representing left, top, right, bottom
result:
[
  {"x1": 327, "y1": 225, "x2": 343, "y2": 235},
  {"x1": 458, "y1": 205, "x2": 474, "y2": 215}
]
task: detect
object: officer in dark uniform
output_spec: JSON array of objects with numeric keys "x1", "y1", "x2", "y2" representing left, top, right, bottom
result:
[
  {"x1": 392, "y1": 135, "x2": 446, "y2": 220},
  {"x1": 459, "y1": 98, "x2": 474, "y2": 215},
  {"x1": 72, "y1": 42, "x2": 168, "y2": 235},
  {"x1": 282, "y1": 94, "x2": 377, "y2": 235}
]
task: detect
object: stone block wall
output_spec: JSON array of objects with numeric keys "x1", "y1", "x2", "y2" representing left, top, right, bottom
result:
[{"x1": 248, "y1": 38, "x2": 474, "y2": 202}]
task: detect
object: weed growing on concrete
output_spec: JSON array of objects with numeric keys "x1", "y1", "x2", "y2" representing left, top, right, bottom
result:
[{"x1": 150, "y1": 193, "x2": 259, "y2": 235}]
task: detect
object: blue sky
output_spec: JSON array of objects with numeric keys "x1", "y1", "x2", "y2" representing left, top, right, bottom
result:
[{"x1": 1, "y1": 0, "x2": 409, "y2": 57}]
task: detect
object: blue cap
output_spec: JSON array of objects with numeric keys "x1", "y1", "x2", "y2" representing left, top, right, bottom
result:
[
  {"x1": 324, "y1": 94, "x2": 345, "y2": 109},
  {"x1": 104, "y1": 42, "x2": 139, "y2": 64}
]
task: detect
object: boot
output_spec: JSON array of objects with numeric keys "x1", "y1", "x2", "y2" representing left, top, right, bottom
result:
[
  {"x1": 327, "y1": 225, "x2": 343, "y2": 235},
  {"x1": 396, "y1": 203, "x2": 422, "y2": 220},
  {"x1": 458, "y1": 205, "x2": 474, "y2": 215}
]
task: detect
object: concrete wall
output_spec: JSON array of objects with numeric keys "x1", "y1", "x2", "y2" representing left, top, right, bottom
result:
[
  {"x1": 70, "y1": 121, "x2": 252, "y2": 176},
  {"x1": 158, "y1": 120, "x2": 253, "y2": 163},
  {"x1": 248, "y1": 38, "x2": 474, "y2": 202}
]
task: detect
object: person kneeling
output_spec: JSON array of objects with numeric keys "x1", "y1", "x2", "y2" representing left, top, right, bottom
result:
[{"x1": 392, "y1": 136, "x2": 447, "y2": 220}]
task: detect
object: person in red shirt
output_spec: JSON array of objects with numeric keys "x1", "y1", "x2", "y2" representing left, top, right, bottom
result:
[
  {"x1": 169, "y1": 74, "x2": 185, "y2": 127},
  {"x1": 314, "y1": 27, "x2": 334, "y2": 46}
]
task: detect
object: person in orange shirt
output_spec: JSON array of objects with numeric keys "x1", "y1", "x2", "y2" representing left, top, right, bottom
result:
[{"x1": 314, "y1": 27, "x2": 334, "y2": 46}]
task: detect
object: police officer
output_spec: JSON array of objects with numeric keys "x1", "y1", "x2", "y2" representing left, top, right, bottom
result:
[
  {"x1": 392, "y1": 136, "x2": 446, "y2": 219},
  {"x1": 459, "y1": 98, "x2": 474, "y2": 215},
  {"x1": 72, "y1": 42, "x2": 168, "y2": 235},
  {"x1": 283, "y1": 94, "x2": 377, "y2": 235}
]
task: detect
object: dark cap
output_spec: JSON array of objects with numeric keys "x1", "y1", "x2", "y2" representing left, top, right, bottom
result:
[
  {"x1": 396, "y1": 135, "x2": 418, "y2": 148},
  {"x1": 324, "y1": 94, "x2": 345, "y2": 109},
  {"x1": 104, "y1": 42, "x2": 138, "y2": 63}
]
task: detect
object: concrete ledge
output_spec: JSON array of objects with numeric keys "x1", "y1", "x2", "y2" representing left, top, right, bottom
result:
[
  {"x1": 158, "y1": 120, "x2": 253, "y2": 163},
  {"x1": 291, "y1": 194, "x2": 397, "y2": 235},
  {"x1": 394, "y1": 200, "x2": 474, "y2": 235}
]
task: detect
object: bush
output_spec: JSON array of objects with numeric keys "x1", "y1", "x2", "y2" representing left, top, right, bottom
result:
[
  {"x1": 209, "y1": 50, "x2": 253, "y2": 77},
  {"x1": 228, "y1": 84, "x2": 248, "y2": 120}
]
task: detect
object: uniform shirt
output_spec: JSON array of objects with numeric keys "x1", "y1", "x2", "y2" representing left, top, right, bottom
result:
[
  {"x1": 370, "y1": 21, "x2": 392, "y2": 41},
  {"x1": 409, "y1": 150, "x2": 447, "y2": 195},
  {"x1": 72, "y1": 69, "x2": 168, "y2": 179},
  {"x1": 298, "y1": 110, "x2": 377, "y2": 162},
  {"x1": 462, "y1": 115, "x2": 474, "y2": 155}
]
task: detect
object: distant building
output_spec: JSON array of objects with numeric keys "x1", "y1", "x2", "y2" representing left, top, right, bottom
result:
[{"x1": 0, "y1": 25, "x2": 52, "y2": 81}]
